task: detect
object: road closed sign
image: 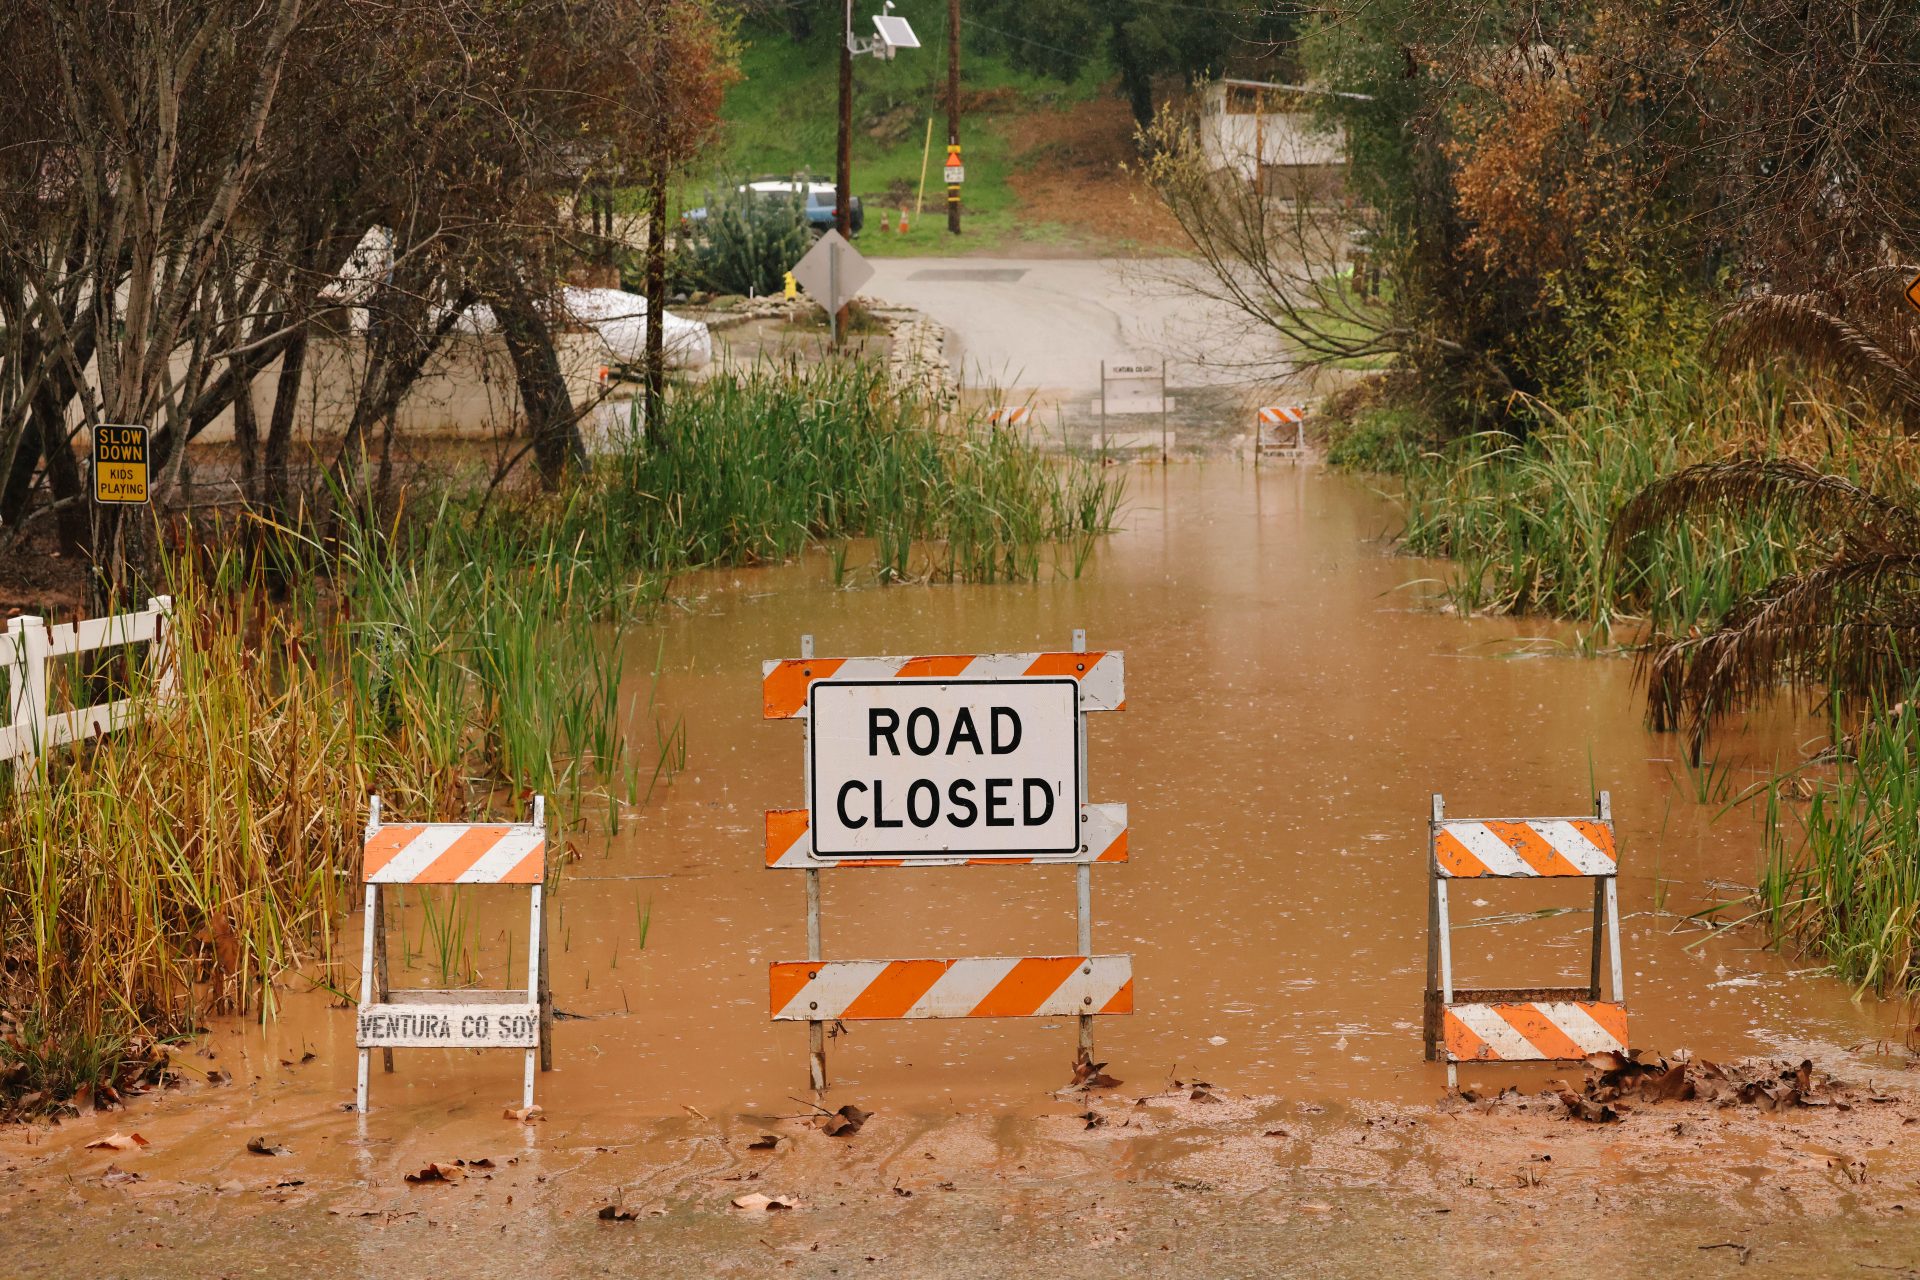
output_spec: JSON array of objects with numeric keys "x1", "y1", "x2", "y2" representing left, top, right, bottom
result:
[{"x1": 809, "y1": 678, "x2": 1080, "y2": 858}]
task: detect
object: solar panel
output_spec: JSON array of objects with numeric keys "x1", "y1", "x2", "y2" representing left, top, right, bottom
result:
[{"x1": 872, "y1": 14, "x2": 919, "y2": 52}]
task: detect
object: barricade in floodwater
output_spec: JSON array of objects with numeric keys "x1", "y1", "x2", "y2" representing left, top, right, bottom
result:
[
  {"x1": 1423, "y1": 791, "x2": 1628, "y2": 1089},
  {"x1": 355, "y1": 795, "x2": 553, "y2": 1112},
  {"x1": 3, "y1": 598, "x2": 176, "y2": 793},
  {"x1": 1255, "y1": 405, "x2": 1307, "y2": 460},
  {"x1": 762, "y1": 632, "x2": 1133, "y2": 1088},
  {"x1": 986, "y1": 405, "x2": 1032, "y2": 426}
]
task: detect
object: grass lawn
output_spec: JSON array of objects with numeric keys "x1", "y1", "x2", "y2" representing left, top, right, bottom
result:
[{"x1": 676, "y1": 5, "x2": 1120, "y2": 257}]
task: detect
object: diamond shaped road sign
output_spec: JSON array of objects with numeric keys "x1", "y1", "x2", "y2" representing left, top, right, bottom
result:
[
  {"x1": 789, "y1": 230, "x2": 873, "y2": 317},
  {"x1": 1907, "y1": 271, "x2": 1920, "y2": 314}
]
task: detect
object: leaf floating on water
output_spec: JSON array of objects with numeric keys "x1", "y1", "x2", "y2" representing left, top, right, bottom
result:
[
  {"x1": 731, "y1": 1192, "x2": 797, "y2": 1211},
  {"x1": 404, "y1": 1162, "x2": 465, "y2": 1185},
  {"x1": 246, "y1": 1136, "x2": 291, "y2": 1156},
  {"x1": 503, "y1": 1104, "x2": 544, "y2": 1123},
  {"x1": 1079, "y1": 1110, "x2": 1107, "y2": 1130},
  {"x1": 747, "y1": 1133, "x2": 784, "y2": 1151},
  {"x1": 101, "y1": 1164, "x2": 142, "y2": 1186},
  {"x1": 84, "y1": 1132, "x2": 149, "y2": 1152},
  {"x1": 820, "y1": 1104, "x2": 870, "y2": 1137},
  {"x1": 598, "y1": 1204, "x2": 639, "y2": 1222}
]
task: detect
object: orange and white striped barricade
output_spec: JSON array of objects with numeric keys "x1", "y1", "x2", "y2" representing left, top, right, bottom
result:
[
  {"x1": 763, "y1": 631, "x2": 1131, "y2": 1088},
  {"x1": 986, "y1": 405, "x2": 1032, "y2": 426},
  {"x1": 1424, "y1": 792, "x2": 1627, "y2": 1089},
  {"x1": 354, "y1": 795, "x2": 552, "y2": 1113},
  {"x1": 1255, "y1": 405, "x2": 1307, "y2": 460}
]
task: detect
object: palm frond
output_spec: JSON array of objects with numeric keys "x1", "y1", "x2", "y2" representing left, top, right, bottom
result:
[
  {"x1": 1606, "y1": 458, "x2": 1920, "y2": 573},
  {"x1": 1639, "y1": 549, "x2": 1920, "y2": 733},
  {"x1": 1715, "y1": 289, "x2": 1920, "y2": 420}
]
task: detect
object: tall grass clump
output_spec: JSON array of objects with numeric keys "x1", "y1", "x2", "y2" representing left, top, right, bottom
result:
[
  {"x1": 1376, "y1": 360, "x2": 1912, "y2": 646},
  {"x1": 1, "y1": 565, "x2": 364, "y2": 1112},
  {"x1": 1761, "y1": 699, "x2": 1920, "y2": 995},
  {"x1": 599, "y1": 359, "x2": 1123, "y2": 582}
]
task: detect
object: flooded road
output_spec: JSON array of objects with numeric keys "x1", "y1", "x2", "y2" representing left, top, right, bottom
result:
[{"x1": 4, "y1": 462, "x2": 1916, "y2": 1275}]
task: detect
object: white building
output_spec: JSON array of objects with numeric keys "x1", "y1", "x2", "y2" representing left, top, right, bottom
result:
[{"x1": 1196, "y1": 79, "x2": 1359, "y2": 201}]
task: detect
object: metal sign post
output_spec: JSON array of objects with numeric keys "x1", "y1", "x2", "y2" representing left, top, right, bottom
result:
[
  {"x1": 790, "y1": 230, "x2": 874, "y2": 349},
  {"x1": 1423, "y1": 791, "x2": 1628, "y2": 1090},
  {"x1": 355, "y1": 795, "x2": 553, "y2": 1112},
  {"x1": 763, "y1": 636, "x2": 1133, "y2": 1087}
]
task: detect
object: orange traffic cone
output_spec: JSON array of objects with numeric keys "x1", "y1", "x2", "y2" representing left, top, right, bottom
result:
[{"x1": 898, "y1": 210, "x2": 908, "y2": 234}]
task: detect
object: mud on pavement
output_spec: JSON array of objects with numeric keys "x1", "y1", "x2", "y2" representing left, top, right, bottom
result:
[{"x1": 4, "y1": 1056, "x2": 1920, "y2": 1278}]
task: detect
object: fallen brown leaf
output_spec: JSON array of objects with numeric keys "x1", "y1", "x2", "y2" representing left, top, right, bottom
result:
[
  {"x1": 404, "y1": 1162, "x2": 464, "y2": 1185},
  {"x1": 731, "y1": 1193, "x2": 797, "y2": 1211},
  {"x1": 747, "y1": 1134, "x2": 783, "y2": 1151},
  {"x1": 84, "y1": 1132, "x2": 148, "y2": 1152},
  {"x1": 819, "y1": 1104, "x2": 871, "y2": 1137},
  {"x1": 503, "y1": 1104, "x2": 544, "y2": 1123},
  {"x1": 246, "y1": 1136, "x2": 290, "y2": 1156},
  {"x1": 598, "y1": 1205, "x2": 639, "y2": 1222}
]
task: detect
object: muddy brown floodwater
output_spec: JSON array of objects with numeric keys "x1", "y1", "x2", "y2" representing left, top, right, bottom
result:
[{"x1": 5, "y1": 464, "x2": 1919, "y2": 1277}]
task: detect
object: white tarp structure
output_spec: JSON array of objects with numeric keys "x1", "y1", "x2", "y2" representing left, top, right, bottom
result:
[{"x1": 322, "y1": 227, "x2": 711, "y2": 369}]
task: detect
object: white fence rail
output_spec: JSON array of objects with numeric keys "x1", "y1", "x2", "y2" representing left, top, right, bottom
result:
[{"x1": 3, "y1": 596, "x2": 176, "y2": 791}]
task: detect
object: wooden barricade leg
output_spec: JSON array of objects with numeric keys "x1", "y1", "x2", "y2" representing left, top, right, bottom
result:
[
  {"x1": 524, "y1": 885, "x2": 543, "y2": 1111},
  {"x1": 538, "y1": 895, "x2": 554, "y2": 1073},
  {"x1": 1588, "y1": 878, "x2": 1607, "y2": 1001},
  {"x1": 375, "y1": 889, "x2": 394, "y2": 1074},
  {"x1": 799, "y1": 634, "x2": 828, "y2": 1092},
  {"x1": 1074, "y1": 629, "x2": 1096, "y2": 1064},
  {"x1": 1435, "y1": 877, "x2": 1457, "y2": 1091},
  {"x1": 533, "y1": 795, "x2": 553, "y2": 1074},
  {"x1": 806, "y1": 868, "x2": 826, "y2": 1091},
  {"x1": 357, "y1": 883, "x2": 378, "y2": 1113},
  {"x1": 1425, "y1": 794, "x2": 1444, "y2": 1063},
  {"x1": 1425, "y1": 876, "x2": 1441, "y2": 1061}
]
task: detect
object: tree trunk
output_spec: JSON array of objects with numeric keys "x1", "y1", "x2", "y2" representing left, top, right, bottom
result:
[
  {"x1": 1112, "y1": 19, "x2": 1154, "y2": 129},
  {"x1": 644, "y1": 159, "x2": 669, "y2": 448},
  {"x1": 492, "y1": 280, "x2": 581, "y2": 488},
  {"x1": 264, "y1": 325, "x2": 306, "y2": 518},
  {"x1": 231, "y1": 361, "x2": 260, "y2": 496}
]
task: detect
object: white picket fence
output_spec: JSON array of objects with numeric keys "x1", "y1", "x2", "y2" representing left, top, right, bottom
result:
[{"x1": 2, "y1": 596, "x2": 177, "y2": 792}]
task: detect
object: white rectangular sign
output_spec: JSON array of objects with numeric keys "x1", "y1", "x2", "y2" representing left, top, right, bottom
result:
[
  {"x1": 808, "y1": 678, "x2": 1080, "y2": 858},
  {"x1": 356, "y1": 1002, "x2": 540, "y2": 1049}
]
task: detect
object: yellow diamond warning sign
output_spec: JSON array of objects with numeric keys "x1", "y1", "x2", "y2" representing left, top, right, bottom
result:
[
  {"x1": 1907, "y1": 272, "x2": 1920, "y2": 315},
  {"x1": 93, "y1": 424, "x2": 149, "y2": 505}
]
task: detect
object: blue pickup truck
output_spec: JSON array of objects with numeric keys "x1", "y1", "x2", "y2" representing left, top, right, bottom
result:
[{"x1": 682, "y1": 180, "x2": 864, "y2": 236}]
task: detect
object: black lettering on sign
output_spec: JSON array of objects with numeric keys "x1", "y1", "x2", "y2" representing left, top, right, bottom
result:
[
  {"x1": 984, "y1": 777, "x2": 1014, "y2": 826},
  {"x1": 837, "y1": 780, "x2": 868, "y2": 828},
  {"x1": 1023, "y1": 779, "x2": 1055, "y2": 825},
  {"x1": 990, "y1": 708, "x2": 1021, "y2": 754},
  {"x1": 948, "y1": 707, "x2": 982, "y2": 753},
  {"x1": 907, "y1": 779, "x2": 938, "y2": 827},
  {"x1": 906, "y1": 707, "x2": 938, "y2": 755},
  {"x1": 868, "y1": 708, "x2": 900, "y2": 755},
  {"x1": 947, "y1": 777, "x2": 978, "y2": 826}
]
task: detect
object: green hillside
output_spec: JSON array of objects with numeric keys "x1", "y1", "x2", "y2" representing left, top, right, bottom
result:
[{"x1": 696, "y1": 4, "x2": 1113, "y2": 255}]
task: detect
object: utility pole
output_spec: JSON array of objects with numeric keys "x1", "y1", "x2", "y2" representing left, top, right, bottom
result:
[
  {"x1": 947, "y1": 0, "x2": 961, "y2": 234},
  {"x1": 837, "y1": 0, "x2": 854, "y2": 239}
]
